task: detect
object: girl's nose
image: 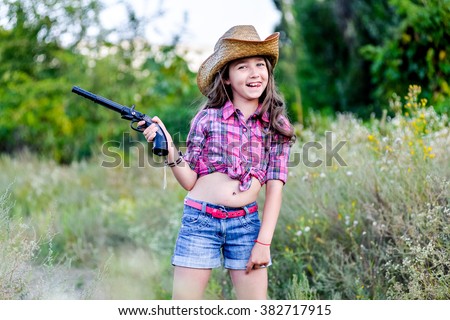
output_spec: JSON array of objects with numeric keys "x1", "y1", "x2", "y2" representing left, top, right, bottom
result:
[{"x1": 249, "y1": 67, "x2": 260, "y2": 78}]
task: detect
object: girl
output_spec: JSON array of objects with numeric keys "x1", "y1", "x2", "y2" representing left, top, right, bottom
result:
[{"x1": 141, "y1": 25, "x2": 295, "y2": 299}]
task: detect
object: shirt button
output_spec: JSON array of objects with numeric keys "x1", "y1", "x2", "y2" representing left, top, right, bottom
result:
[{"x1": 243, "y1": 128, "x2": 247, "y2": 132}]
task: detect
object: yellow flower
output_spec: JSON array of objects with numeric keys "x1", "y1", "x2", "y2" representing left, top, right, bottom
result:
[{"x1": 420, "y1": 98, "x2": 428, "y2": 107}]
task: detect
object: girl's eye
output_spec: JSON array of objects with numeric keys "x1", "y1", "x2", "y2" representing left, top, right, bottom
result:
[
  {"x1": 237, "y1": 65, "x2": 247, "y2": 70},
  {"x1": 257, "y1": 62, "x2": 266, "y2": 67}
]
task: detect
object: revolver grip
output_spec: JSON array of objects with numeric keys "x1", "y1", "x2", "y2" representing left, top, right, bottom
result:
[{"x1": 153, "y1": 126, "x2": 169, "y2": 156}]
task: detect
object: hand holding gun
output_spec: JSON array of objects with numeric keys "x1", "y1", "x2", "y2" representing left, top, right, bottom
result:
[{"x1": 71, "y1": 86, "x2": 168, "y2": 156}]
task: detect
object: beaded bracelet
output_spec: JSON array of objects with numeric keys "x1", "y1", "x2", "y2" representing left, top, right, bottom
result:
[{"x1": 165, "y1": 151, "x2": 183, "y2": 167}]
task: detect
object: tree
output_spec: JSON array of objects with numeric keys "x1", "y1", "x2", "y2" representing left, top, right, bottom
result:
[
  {"x1": 0, "y1": 0, "x2": 101, "y2": 162},
  {"x1": 361, "y1": 0, "x2": 450, "y2": 113},
  {"x1": 0, "y1": 0, "x2": 199, "y2": 163},
  {"x1": 273, "y1": 0, "x2": 449, "y2": 119}
]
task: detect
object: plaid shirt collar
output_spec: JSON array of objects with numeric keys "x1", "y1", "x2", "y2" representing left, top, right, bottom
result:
[{"x1": 222, "y1": 100, "x2": 270, "y2": 123}]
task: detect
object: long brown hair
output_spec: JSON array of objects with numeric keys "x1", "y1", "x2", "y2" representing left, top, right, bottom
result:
[{"x1": 200, "y1": 57, "x2": 295, "y2": 141}]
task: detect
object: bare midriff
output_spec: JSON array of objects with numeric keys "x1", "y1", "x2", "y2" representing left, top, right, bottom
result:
[{"x1": 187, "y1": 172, "x2": 261, "y2": 207}]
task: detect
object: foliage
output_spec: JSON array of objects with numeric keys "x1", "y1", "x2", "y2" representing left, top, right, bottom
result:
[
  {"x1": 0, "y1": 0, "x2": 101, "y2": 163},
  {"x1": 270, "y1": 85, "x2": 449, "y2": 299},
  {"x1": 361, "y1": 0, "x2": 450, "y2": 113},
  {"x1": 274, "y1": 0, "x2": 398, "y2": 119},
  {"x1": 274, "y1": 0, "x2": 450, "y2": 120},
  {"x1": 0, "y1": 186, "x2": 97, "y2": 299},
  {"x1": 0, "y1": 0, "x2": 199, "y2": 163}
]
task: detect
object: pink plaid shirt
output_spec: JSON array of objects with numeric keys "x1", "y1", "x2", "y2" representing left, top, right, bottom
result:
[{"x1": 183, "y1": 101, "x2": 291, "y2": 191}]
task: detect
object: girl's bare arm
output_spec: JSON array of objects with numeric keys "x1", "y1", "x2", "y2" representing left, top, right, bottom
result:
[
  {"x1": 246, "y1": 179, "x2": 284, "y2": 273},
  {"x1": 139, "y1": 117, "x2": 198, "y2": 190}
]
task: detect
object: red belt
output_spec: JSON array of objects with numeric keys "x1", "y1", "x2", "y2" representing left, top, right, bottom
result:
[{"x1": 184, "y1": 199, "x2": 258, "y2": 219}]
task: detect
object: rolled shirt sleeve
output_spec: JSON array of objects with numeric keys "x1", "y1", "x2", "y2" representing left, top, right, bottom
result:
[
  {"x1": 182, "y1": 111, "x2": 208, "y2": 172},
  {"x1": 266, "y1": 115, "x2": 292, "y2": 184}
]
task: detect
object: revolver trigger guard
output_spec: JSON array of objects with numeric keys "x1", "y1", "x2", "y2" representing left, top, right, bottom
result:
[{"x1": 130, "y1": 120, "x2": 144, "y2": 132}]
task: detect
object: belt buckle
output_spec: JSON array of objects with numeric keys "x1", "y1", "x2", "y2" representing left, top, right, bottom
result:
[{"x1": 218, "y1": 205, "x2": 228, "y2": 219}]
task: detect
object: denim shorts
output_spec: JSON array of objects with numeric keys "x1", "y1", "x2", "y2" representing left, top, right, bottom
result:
[{"x1": 172, "y1": 198, "x2": 267, "y2": 270}]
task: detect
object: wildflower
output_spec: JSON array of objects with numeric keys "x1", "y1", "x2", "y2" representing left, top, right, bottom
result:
[
  {"x1": 362, "y1": 231, "x2": 367, "y2": 236},
  {"x1": 304, "y1": 226, "x2": 311, "y2": 232},
  {"x1": 295, "y1": 230, "x2": 302, "y2": 236},
  {"x1": 315, "y1": 237, "x2": 325, "y2": 244},
  {"x1": 319, "y1": 172, "x2": 326, "y2": 178},
  {"x1": 367, "y1": 134, "x2": 375, "y2": 142},
  {"x1": 346, "y1": 171, "x2": 353, "y2": 176}
]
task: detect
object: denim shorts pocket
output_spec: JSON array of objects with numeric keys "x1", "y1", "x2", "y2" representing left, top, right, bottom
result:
[
  {"x1": 180, "y1": 206, "x2": 209, "y2": 233},
  {"x1": 238, "y1": 213, "x2": 261, "y2": 232}
]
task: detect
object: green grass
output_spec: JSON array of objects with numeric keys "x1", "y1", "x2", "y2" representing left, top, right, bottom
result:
[{"x1": 1, "y1": 86, "x2": 449, "y2": 299}]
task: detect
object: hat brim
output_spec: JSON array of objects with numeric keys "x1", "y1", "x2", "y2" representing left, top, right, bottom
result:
[{"x1": 197, "y1": 32, "x2": 279, "y2": 96}]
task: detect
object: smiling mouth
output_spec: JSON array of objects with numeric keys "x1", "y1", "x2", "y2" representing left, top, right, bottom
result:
[{"x1": 247, "y1": 82, "x2": 261, "y2": 88}]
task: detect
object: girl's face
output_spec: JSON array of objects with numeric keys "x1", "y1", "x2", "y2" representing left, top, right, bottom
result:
[{"x1": 225, "y1": 56, "x2": 269, "y2": 105}]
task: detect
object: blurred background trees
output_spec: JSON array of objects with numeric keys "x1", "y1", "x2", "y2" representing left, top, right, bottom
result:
[
  {"x1": 0, "y1": 0, "x2": 449, "y2": 163},
  {"x1": 274, "y1": 0, "x2": 449, "y2": 122},
  {"x1": 0, "y1": 0, "x2": 198, "y2": 163}
]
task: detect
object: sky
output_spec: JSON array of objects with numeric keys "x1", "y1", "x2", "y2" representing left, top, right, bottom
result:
[{"x1": 100, "y1": 0, "x2": 281, "y2": 69}]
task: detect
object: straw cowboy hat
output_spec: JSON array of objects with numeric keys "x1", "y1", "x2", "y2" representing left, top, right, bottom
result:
[{"x1": 197, "y1": 25, "x2": 280, "y2": 96}]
